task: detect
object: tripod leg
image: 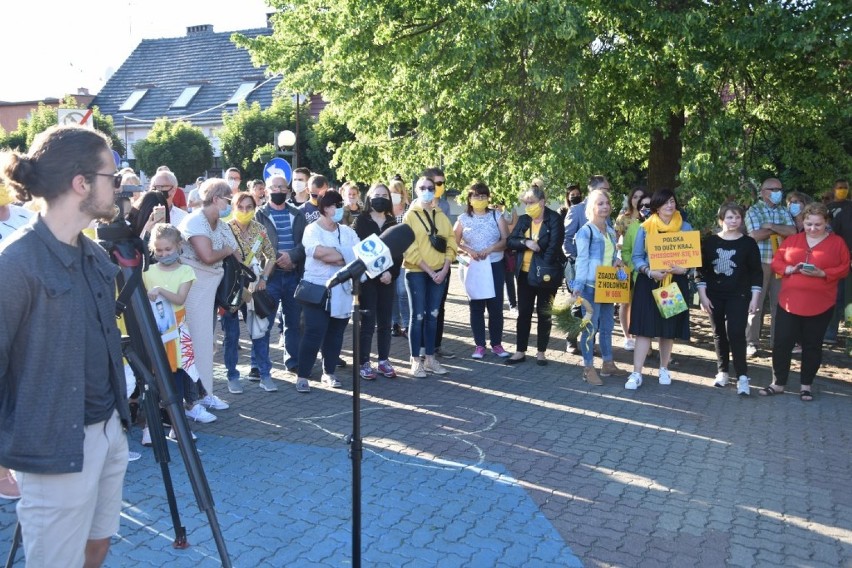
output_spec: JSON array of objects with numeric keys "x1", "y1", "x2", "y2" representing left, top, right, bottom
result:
[
  {"x1": 128, "y1": 352, "x2": 189, "y2": 549},
  {"x1": 4, "y1": 521, "x2": 22, "y2": 568}
]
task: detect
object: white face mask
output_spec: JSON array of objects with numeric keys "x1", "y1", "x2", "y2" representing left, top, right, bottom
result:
[
  {"x1": 227, "y1": 179, "x2": 239, "y2": 190},
  {"x1": 391, "y1": 194, "x2": 402, "y2": 205},
  {"x1": 292, "y1": 180, "x2": 307, "y2": 193}
]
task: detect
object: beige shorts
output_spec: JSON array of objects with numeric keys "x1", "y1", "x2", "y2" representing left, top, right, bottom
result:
[{"x1": 16, "y1": 410, "x2": 128, "y2": 567}]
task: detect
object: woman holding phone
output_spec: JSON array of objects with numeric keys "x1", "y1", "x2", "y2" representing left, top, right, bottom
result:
[{"x1": 761, "y1": 203, "x2": 849, "y2": 401}]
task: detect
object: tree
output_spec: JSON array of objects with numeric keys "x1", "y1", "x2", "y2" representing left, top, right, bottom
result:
[
  {"x1": 133, "y1": 119, "x2": 213, "y2": 184},
  {"x1": 0, "y1": 96, "x2": 125, "y2": 156},
  {"x1": 242, "y1": 1, "x2": 849, "y2": 228}
]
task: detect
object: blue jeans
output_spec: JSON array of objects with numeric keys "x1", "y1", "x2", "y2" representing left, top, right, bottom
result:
[
  {"x1": 470, "y1": 260, "x2": 506, "y2": 347},
  {"x1": 266, "y1": 270, "x2": 302, "y2": 369},
  {"x1": 406, "y1": 271, "x2": 444, "y2": 356},
  {"x1": 579, "y1": 286, "x2": 614, "y2": 367},
  {"x1": 392, "y1": 267, "x2": 410, "y2": 328},
  {"x1": 221, "y1": 309, "x2": 272, "y2": 380},
  {"x1": 298, "y1": 303, "x2": 350, "y2": 377}
]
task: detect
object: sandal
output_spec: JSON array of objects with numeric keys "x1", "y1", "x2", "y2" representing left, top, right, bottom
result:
[
  {"x1": 758, "y1": 385, "x2": 784, "y2": 396},
  {"x1": 800, "y1": 390, "x2": 814, "y2": 402}
]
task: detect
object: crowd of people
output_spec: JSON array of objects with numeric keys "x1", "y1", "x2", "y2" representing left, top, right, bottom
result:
[{"x1": 0, "y1": 123, "x2": 849, "y2": 566}]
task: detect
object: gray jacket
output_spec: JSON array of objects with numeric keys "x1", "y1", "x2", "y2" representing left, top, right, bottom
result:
[
  {"x1": 255, "y1": 203, "x2": 307, "y2": 274},
  {"x1": 0, "y1": 216, "x2": 130, "y2": 474}
]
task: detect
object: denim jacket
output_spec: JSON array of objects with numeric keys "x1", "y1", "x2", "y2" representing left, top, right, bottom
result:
[
  {"x1": 0, "y1": 216, "x2": 130, "y2": 474},
  {"x1": 574, "y1": 222, "x2": 619, "y2": 289}
]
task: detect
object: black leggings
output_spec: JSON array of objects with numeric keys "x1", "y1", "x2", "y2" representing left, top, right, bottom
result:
[
  {"x1": 772, "y1": 306, "x2": 833, "y2": 387},
  {"x1": 515, "y1": 271, "x2": 557, "y2": 352},
  {"x1": 707, "y1": 293, "x2": 749, "y2": 377}
]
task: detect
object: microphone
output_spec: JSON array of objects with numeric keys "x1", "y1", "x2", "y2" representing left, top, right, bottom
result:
[{"x1": 326, "y1": 223, "x2": 415, "y2": 289}]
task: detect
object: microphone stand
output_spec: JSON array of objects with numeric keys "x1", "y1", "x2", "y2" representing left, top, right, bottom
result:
[{"x1": 345, "y1": 278, "x2": 363, "y2": 568}]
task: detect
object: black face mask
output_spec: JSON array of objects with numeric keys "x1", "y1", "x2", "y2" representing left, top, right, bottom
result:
[
  {"x1": 569, "y1": 195, "x2": 582, "y2": 206},
  {"x1": 370, "y1": 197, "x2": 391, "y2": 213},
  {"x1": 269, "y1": 193, "x2": 288, "y2": 206},
  {"x1": 639, "y1": 206, "x2": 651, "y2": 219}
]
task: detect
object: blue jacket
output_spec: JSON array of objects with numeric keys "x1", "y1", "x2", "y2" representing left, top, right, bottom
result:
[
  {"x1": 562, "y1": 200, "x2": 587, "y2": 259},
  {"x1": 0, "y1": 216, "x2": 130, "y2": 474},
  {"x1": 574, "y1": 222, "x2": 619, "y2": 289}
]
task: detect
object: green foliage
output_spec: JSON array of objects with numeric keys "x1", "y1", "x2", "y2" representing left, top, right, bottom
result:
[
  {"x1": 242, "y1": 0, "x2": 849, "y2": 227},
  {"x1": 0, "y1": 96, "x2": 125, "y2": 156},
  {"x1": 218, "y1": 95, "x2": 349, "y2": 184},
  {"x1": 133, "y1": 119, "x2": 213, "y2": 185}
]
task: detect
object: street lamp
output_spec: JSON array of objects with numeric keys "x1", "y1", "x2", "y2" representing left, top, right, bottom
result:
[{"x1": 275, "y1": 129, "x2": 297, "y2": 169}]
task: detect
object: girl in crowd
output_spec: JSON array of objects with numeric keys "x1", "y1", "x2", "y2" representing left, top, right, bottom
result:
[
  {"x1": 453, "y1": 181, "x2": 510, "y2": 359},
  {"x1": 179, "y1": 179, "x2": 238, "y2": 420},
  {"x1": 222, "y1": 192, "x2": 277, "y2": 393},
  {"x1": 402, "y1": 176, "x2": 458, "y2": 377},
  {"x1": 389, "y1": 177, "x2": 411, "y2": 337},
  {"x1": 761, "y1": 203, "x2": 850, "y2": 401},
  {"x1": 341, "y1": 181, "x2": 363, "y2": 227},
  {"x1": 353, "y1": 183, "x2": 399, "y2": 379},
  {"x1": 614, "y1": 186, "x2": 646, "y2": 350},
  {"x1": 695, "y1": 203, "x2": 762, "y2": 395},
  {"x1": 626, "y1": 188, "x2": 692, "y2": 389},
  {"x1": 297, "y1": 191, "x2": 361, "y2": 392},
  {"x1": 143, "y1": 223, "x2": 198, "y2": 440},
  {"x1": 572, "y1": 189, "x2": 625, "y2": 385},
  {"x1": 505, "y1": 185, "x2": 566, "y2": 366}
]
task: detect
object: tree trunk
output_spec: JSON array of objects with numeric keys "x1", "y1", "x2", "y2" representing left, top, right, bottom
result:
[{"x1": 648, "y1": 109, "x2": 684, "y2": 194}]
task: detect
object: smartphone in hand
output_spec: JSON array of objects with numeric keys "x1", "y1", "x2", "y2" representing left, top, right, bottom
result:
[{"x1": 800, "y1": 263, "x2": 816, "y2": 272}]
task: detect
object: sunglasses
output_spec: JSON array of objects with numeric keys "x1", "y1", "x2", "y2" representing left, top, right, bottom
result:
[
  {"x1": 94, "y1": 172, "x2": 123, "y2": 189},
  {"x1": 435, "y1": 181, "x2": 445, "y2": 187}
]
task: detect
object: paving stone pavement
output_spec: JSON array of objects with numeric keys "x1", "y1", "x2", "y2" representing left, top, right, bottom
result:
[{"x1": 2, "y1": 275, "x2": 851, "y2": 567}]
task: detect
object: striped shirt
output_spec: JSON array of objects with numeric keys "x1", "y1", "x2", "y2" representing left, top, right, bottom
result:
[{"x1": 268, "y1": 207, "x2": 295, "y2": 253}]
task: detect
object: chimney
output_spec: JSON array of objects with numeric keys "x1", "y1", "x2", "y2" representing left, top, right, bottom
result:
[
  {"x1": 77, "y1": 88, "x2": 90, "y2": 96},
  {"x1": 187, "y1": 24, "x2": 213, "y2": 36}
]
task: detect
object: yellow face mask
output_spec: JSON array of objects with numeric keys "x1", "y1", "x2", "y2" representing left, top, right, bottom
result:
[
  {"x1": 836, "y1": 188, "x2": 849, "y2": 201},
  {"x1": 472, "y1": 199, "x2": 489, "y2": 213},
  {"x1": 234, "y1": 209, "x2": 255, "y2": 226},
  {"x1": 434, "y1": 182, "x2": 445, "y2": 199},
  {"x1": 525, "y1": 202, "x2": 543, "y2": 219}
]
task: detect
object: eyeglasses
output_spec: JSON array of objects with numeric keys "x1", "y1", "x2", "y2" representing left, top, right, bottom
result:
[
  {"x1": 419, "y1": 186, "x2": 435, "y2": 191},
  {"x1": 764, "y1": 187, "x2": 783, "y2": 191},
  {"x1": 152, "y1": 185, "x2": 174, "y2": 192},
  {"x1": 435, "y1": 181, "x2": 445, "y2": 187},
  {"x1": 94, "y1": 172, "x2": 122, "y2": 189}
]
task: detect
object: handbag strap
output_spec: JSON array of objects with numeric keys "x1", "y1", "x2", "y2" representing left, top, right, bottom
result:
[{"x1": 413, "y1": 210, "x2": 437, "y2": 235}]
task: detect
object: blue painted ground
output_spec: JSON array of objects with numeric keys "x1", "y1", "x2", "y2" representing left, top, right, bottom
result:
[{"x1": 2, "y1": 433, "x2": 582, "y2": 567}]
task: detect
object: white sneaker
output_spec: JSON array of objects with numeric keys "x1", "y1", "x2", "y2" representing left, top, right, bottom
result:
[
  {"x1": 410, "y1": 358, "x2": 427, "y2": 378},
  {"x1": 423, "y1": 358, "x2": 448, "y2": 375},
  {"x1": 168, "y1": 428, "x2": 198, "y2": 441},
  {"x1": 141, "y1": 427, "x2": 152, "y2": 447},
  {"x1": 321, "y1": 373, "x2": 342, "y2": 388},
  {"x1": 658, "y1": 368, "x2": 671, "y2": 386},
  {"x1": 128, "y1": 451, "x2": 142, "y2": 462},
  {"x1": 737, "y1": 376, "x2": 750, "y2": 396},
  {"x1": 295, "y1": 377, "x2": 311, "y2": 393},
  {"x1": 623, "y1": 338, "x2": 635, "y2": 351},
  {"x1": 199, "y1": 394, "x2": 229, "y2": 410},
  {"x1": 186, "y1": 403, "x2": 217, "y2": 423},
  {"x1": 746, "y1": 343, "x2": 758, "y2": 358},
  {"x1": 714, "y1": 372, "x2": 729, "y2": 388},
  {"x1": 625, "y1": 372, "x2": 643, "y2": 390}
]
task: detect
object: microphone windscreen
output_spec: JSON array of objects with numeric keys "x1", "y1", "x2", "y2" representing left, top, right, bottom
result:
[{"x1": 379, "y1": 223, "x2": 416, "y2": 257}]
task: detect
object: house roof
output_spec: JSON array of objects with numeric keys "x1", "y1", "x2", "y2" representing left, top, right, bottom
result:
[{"x1": 92, "y1": 26, "x2": 278, "y2": 126}]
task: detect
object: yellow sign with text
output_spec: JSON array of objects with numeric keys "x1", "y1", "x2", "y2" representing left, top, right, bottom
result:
[
  {"x1": 594, "y1": 267, "x2": 631, "y2": 303},
  {"x1": 646, "y1": 230, "x2": 702, "y2": 271}
]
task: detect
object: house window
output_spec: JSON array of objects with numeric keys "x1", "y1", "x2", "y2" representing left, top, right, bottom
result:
[
  {"x1": 226, "y1": 82, "x2": 257, "y2": 105},
  {"x1": 119, "y1": 89, "x2": 149, "y2": 111},
  {"x1": 172, "y1": 86, "x2": 202, "y2": 108}
]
